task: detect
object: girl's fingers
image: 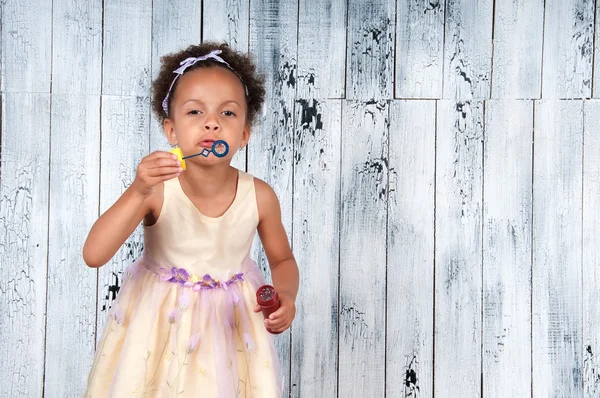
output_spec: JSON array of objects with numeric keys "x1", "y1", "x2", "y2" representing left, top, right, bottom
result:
[
  {"x1": 146, "y1": 157, "x2": 182, "y2": 169},
  {"x1": 146, "y1": 166, "x2": 183, "y2": 177}
]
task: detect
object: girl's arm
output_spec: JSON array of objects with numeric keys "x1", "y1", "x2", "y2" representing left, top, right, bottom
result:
[
  {"x1": 82, "y1": 186, "x2": 151, "y2": 268},
  {"x1": 82, "y1": 151, "x2": 182, "y2": 268},
  {"x1": 255, "y1": 178, "x2": 299, "y2": 332}
]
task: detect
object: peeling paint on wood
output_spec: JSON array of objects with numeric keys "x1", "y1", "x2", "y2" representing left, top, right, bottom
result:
[
  {"x1": 435, "y1": 100, "x2": 484, "y2": 397},
  {"x1": 583, "y1": 100, "x2": 600, "y2": 396},
  {"x1": 386, "y1": 99, "x2": 435, "y2": 398},
  {"x1": 542, "y1": 0, "x2": 594, "y2": 98},
  {"x1": 483, "y1": 100, "x2": 533, "y2": 396},
  {"x1": 339, "y1": 100, "x2": 388, "y2": 397},
  {"x1": 533, "y1": 100, "x2": 583, "y2": 396}
]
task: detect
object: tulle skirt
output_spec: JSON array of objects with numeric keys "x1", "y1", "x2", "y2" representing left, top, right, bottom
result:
[{"x1": 85, "y1": 254, "x2": 282, "y2": 398}]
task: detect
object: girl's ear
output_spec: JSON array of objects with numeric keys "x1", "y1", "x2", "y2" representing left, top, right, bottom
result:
[
  {"x1": 241, "y1": 124, "x2": 251, "y2": 148},
  {"x1": 163, "y1": 118, "x2": 177, "y2": 145}
]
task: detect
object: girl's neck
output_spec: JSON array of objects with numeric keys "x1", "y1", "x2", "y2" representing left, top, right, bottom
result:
[{"x1": 177, "y1": 164, "x2": 237, "y2": 199}]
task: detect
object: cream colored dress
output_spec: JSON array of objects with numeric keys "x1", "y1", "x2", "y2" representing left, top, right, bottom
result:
[{"x1": 85, "y1": 170, "x2": 281, "y2": 397}]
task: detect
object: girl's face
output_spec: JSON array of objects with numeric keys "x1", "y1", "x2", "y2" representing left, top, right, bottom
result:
[{"x1": 163, "y1": 66, "x2": 249, "y2": 166}]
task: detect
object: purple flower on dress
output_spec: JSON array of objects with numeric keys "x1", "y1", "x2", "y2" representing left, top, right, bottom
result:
[
  {"x1": 178, "y1": 292, "x2": 190, "y2": 310},
  {"x1": 168, "y1": 307, "x2": 179, "y2": 324},
  {"x1": 243, "y1": 333, "x2": 255, "y2": 352},
  {"x1": 159, "y1": 267, "x2": 191, "y2": 284},
  {"x1": 202, "y1": 274, "x2": 217, "y2": 288},
  {"x1": 187, "y1": 333, "x2": 201, "y2": 353}
]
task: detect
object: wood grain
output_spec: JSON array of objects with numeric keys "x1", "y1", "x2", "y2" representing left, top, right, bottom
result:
[
  {"x1": 0, "y1": 93, "x2": 50, "y2": 398},
  {"x1": 339, "y1": 100, "x2": 388, "y2": 398},
  {"x1": 491, "y1": 0, "x2": 544, "y2": 98},
  {"x1": 542, "y1": 0, "x2": 594, "y2": 98},
  {"x1": 483, "y1": 100, "x2": 533, "y2": 396},
  {"x1": 386, "y1": 99, "x2": 435, "y2": 397},
  {"x1": 435, "y1": 100, "x2": 483, "y2": 397},
  {"x1": 0, "y1": 0, "x2": 52, "y2": 92},
  {"x1": 395, "y1": 0, "x2": 444, "y2": 98},
  {"x1": 44, "y1": 95, "x2": 100, "y2": 397},
  {"x1": 533, "y1": 100, "x2": 583, "y2": 396},
  {"x1": 443, "y1": 0, "x2": 494, "y2": 99}
]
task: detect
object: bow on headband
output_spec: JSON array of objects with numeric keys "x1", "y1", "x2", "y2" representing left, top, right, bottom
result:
[{"x1": 161, "y1": 49, "x2": 249, "y2": 116}]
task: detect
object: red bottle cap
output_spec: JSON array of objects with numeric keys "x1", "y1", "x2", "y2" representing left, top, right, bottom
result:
[{"x1": 256, "y1": 285, "x2": 278, "y2": 308}]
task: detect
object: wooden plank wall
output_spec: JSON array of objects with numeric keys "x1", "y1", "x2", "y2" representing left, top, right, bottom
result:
[{"x1": 1, "y1": 0, "x2": 599, "y2": 397}]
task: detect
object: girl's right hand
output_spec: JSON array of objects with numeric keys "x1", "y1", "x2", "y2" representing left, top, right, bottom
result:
[{"x1": 131, "y1": 151, "x2": 183, "y2": 197}]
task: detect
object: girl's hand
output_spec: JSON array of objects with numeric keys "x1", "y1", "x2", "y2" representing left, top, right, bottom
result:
[
  {"x1": 254, "y1": 293, "x2": 296, "y2": 333},
  {"x1": 131, "y1": 151, "x2": 182, "y2": 197}
]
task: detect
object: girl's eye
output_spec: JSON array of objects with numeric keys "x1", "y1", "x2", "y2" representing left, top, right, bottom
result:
[
  {"x1": 222, "y1": 110, "x2": 235, "y2": 117},
  {"x1": 188, "y1": 110, "x2": 201, "y2": 115}
]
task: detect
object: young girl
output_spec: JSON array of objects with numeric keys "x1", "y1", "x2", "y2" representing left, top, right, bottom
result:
[{"x1": 83, "y1": 42, "x2": 299, "y2": 397}]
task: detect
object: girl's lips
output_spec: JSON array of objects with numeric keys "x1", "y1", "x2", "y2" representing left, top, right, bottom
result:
[{"x1": 199, "y1": 140, "x2": 215, "y2": 148}]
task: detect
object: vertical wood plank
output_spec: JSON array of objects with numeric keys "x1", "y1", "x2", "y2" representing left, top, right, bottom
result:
[
  {"x1": 339, "y1": 100, "x2": 388, "y2": 398},
  {"x1": 297, "y1": 0, "x2": 347, "y2": 99},
  {"x1": 51, "y1": 0, "x2": 103, "y2": 94},
  {"x1": 346, "y1": 0, "x2": 395, "y2": 100},
  {"x1": 435, "y1": 100, "x2": 483, "y2": 397},
  {"x1": 202, "y1": 0, "x2": 250, "y2": 51},
  {"x1": 395, "y1": 1, "x2": 444, "y2": 98},
  {"x1": 582, "y1": 100, "x2": 599, "y2": 396},
  {"x1": 386, "y1": 100, "x2": 435, "y2": 397},
  {"x1": 0, "y1": 0, "x2": 52, "y2": 92},
  {"x1": 95, "y1": 96, "x2": 149, "y2": 341},
  {"x1": 45, "y1": 95, "x2": 100, "y2": 397},
  {"x1": 102, "y1": 0, "x2": 152, "y2": 96},
  {"x1": 291, "y1": 99, "x2": 341, "y2": 397},
  {"x1": 443, "y1": 0, "x2": 494, "y2": 100},
  {"x1": 150, "y1": 0, "x2": 201, "y2": 152},
  {"x1": 593, "y1": 5, "x2": 600, "y2": 98},
  {"x1": 202, "y1": 0, "x2": 250, "y2": 170},
  {"x1": 533, "y1": 100, "x2": 583, "y2": 397},
  {"x1": 0, "y1": 93, "x2": 50, "y2": 398},
  {"x1": 249, "y1": 1, "x2": 298, "y2": 394},
  {"x1": 542, "y1": 0, "x2": 594, "y2": 98},
  {"x1": 491, "y1": 1, "x2": 544, "y2": 98},
  {"x1": 483, "y1": 100, "x2": 532, "y2": 396}
]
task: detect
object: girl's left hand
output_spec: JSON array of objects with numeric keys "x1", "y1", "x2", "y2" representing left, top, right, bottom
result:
[{"x1": 254, "y1": 293, "x2": 296, "y2": 333}]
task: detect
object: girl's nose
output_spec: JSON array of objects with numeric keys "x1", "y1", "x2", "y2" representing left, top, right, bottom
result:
[{"x1": 204, "y1": 119, "x2": 219, "y2": 131}]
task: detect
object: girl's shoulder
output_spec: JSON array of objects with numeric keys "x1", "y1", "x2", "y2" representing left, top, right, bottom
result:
[{"x1": 252, "y1": 177, "x2": 281, "y2": 223}]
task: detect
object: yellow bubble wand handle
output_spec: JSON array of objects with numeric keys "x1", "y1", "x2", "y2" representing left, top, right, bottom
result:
[{"x1": 170, "y1": 147, "x2": 186, "y2": 170}]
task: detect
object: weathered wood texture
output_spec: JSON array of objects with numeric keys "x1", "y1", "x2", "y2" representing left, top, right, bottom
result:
[
  {"x1": 491, "y1": 0, "x2": 544, "y2": 98},
  {"x1": 443, "y1": 0, "x2": 494, "y2": 99},
  {"x1": 339, "y1": 101, "x2": 388, "y2": 398},
  {"x1": 386, "y1": 100, "x2": 435, "y2": 397},
  {"x1": 483, "y1": 100, "x2": 533, "y2": 396},
  {"x1": 0, "y1": 93, "x2": 50, "y2": 398},
  {"x1": 435, "y1": 100, "x2": 483, "y2": 397},
  {"x1": 583, "y1": 100, "x2": 600, "y2": 396},
  {"x1": 346, "y1": 0, "x2": 395, "y2": 100},
  {"x1": 291, "y1": 99, "x2": 341, "y2": 398},
  {"x1": 395, "y1": 0, "x2": 444, "y2": 98},
  {"x1": 44, "y1": 95, "x2": 100, "y2": 398},
  {"x1": 0, "y1": 0, "x2": 52, "y2": 92},
  {"x1": 542, "y1": 0, "x2": 594, "y2": 99},
  {"x1": 533, "y1": 100, "x2": 583, "y2": 397}
]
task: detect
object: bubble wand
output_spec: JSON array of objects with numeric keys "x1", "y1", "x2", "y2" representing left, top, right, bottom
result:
[{"x1": 170, "y1": 140, "x2": 230, "y2": 170}]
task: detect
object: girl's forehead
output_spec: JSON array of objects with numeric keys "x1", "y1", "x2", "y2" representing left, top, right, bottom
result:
[{"x1": 176, "y1": 66, "x2": 246, "y2": 98}]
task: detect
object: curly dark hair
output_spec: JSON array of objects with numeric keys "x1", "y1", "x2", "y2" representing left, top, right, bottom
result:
[{"x1": 151, "y1": 42, "x2": 265, "y2": 126}]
